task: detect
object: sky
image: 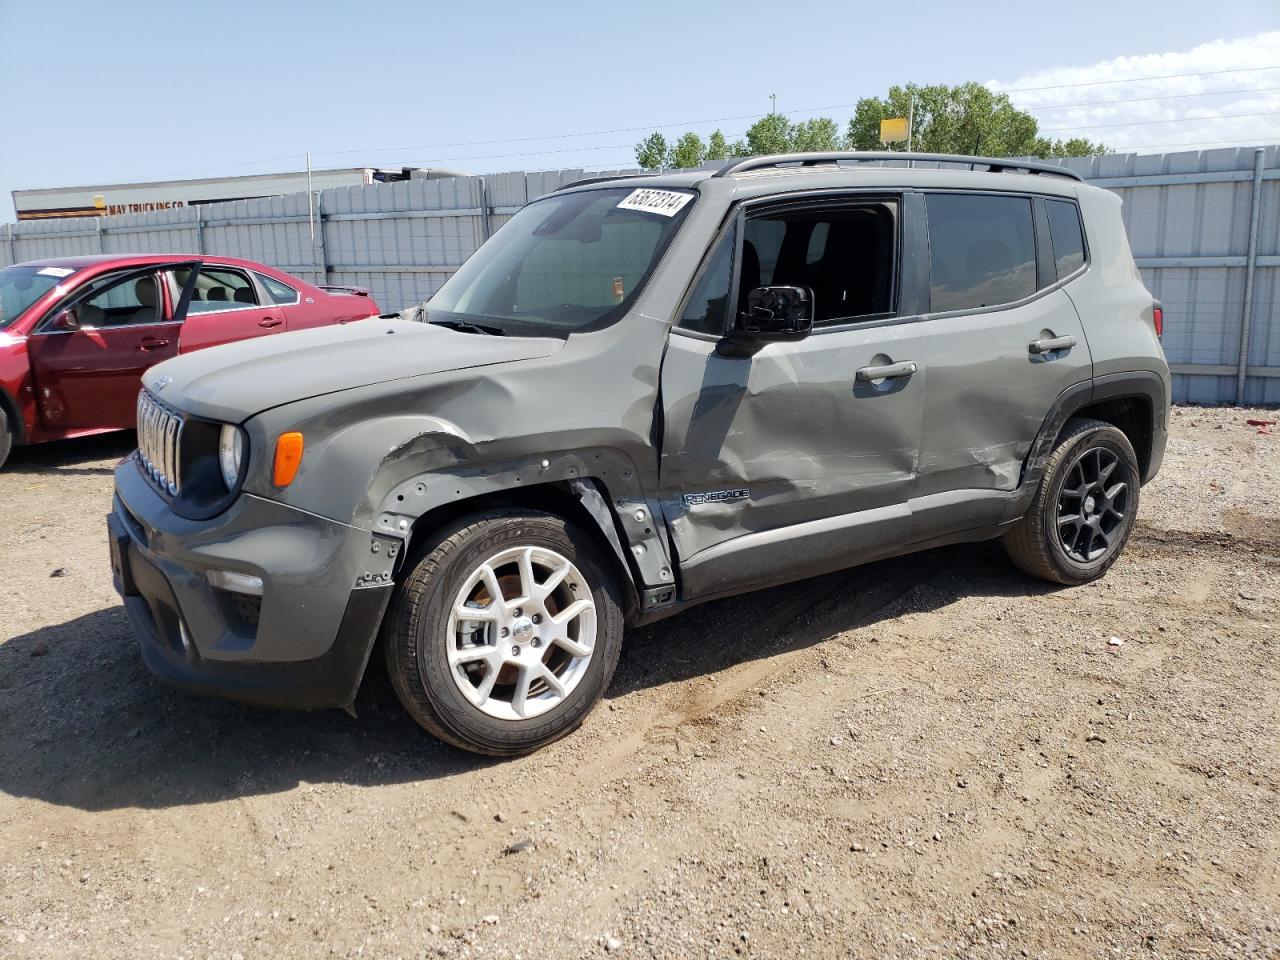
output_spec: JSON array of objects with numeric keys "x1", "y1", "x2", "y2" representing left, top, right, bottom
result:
[{"x1": 2, "y1": 0, "x2": 1278, "y2": 223}]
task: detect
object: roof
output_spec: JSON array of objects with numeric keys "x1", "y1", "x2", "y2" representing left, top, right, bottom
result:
[{"x1": 11, "y1": 253, "x2": 264, "y2": 270}]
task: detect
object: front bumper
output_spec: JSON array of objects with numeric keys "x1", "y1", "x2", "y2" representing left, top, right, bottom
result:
[{"x1": 109, "y1": 455, "x2": 393, "y2": 710}]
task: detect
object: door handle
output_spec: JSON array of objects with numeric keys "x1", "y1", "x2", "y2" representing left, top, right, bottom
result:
[
  {"x1": 1029, "y1": 334, "x2": 1077, "y2": 354},
  {"x1": 138, "y1": 337, "x2": 170, "y2": 351},
  {"x1": 855, "y1": 360, "x2": 918, "y2": 382},
  {"x1": 258, "y1": 317, "x2": 283, "y2": 328}
]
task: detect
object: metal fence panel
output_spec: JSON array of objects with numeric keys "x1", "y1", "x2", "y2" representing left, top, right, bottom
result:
[{"x1": 2, "y1": 152, "x2": 1275, "y2": 403}]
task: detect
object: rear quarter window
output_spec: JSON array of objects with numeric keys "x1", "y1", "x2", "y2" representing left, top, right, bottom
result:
[
  {"x1": 1046, "y1": 199, "x2": 1086, "y2": 278},
  {"x1": 257, "y1": 272, "x2": 300, "y2": 306}
]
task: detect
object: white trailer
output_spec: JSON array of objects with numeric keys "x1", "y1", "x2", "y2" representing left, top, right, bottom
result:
[{"x1": 12, "y1": 166, "x2": 466, "y2": 221}]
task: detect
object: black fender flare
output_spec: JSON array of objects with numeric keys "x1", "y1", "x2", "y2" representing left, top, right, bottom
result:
[
  {"x1": 368, "y1": 446, "x2": 676, "y2": 603},
  {"x1": 1012, "y1": 370, "x2": 1169, "y2": 520}
]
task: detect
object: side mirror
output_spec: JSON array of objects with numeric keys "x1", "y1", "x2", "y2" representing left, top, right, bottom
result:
[
  {"x1": 721, "y1": 286, "x2": 814, "y2": 353},
  {"x1": 50, "y1": 309, "x2": 80, "y2": 332}
]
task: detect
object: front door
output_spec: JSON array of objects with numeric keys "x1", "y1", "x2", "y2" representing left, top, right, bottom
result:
[
  {"x1": 28, "y1": 267, "x2": 180, "y2": 430},
  {"x1": 911, "y1": 192, "x2": 1094, "y2": 536},
  {"x1": 659, "y1": 195, "x2": 928, "y2": 599},
  {"x1": 174, "y1": 265, "x2": 286, "y2": 352}
]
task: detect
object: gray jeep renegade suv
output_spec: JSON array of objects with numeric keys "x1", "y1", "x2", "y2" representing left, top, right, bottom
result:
[{"x1": 109, "y1": 152, "x2": 1169, "y2": 755}]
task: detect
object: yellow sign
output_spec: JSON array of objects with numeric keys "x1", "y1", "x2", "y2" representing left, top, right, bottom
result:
[{"x1": 880, "y1": 117, "x2": 909, "y2": 144}]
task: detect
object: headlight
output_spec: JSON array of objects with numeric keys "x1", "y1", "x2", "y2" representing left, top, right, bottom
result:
[{"x1": 218, "y1": 425, "x2": 245, "y2": 490}]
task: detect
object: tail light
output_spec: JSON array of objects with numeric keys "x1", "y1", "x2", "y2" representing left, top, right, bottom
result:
[{"x1": 1152, "y1": 302, "x2": 1164, "y2": 339}]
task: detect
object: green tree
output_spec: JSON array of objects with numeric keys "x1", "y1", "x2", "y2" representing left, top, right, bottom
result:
[
  {"x1": 845, "y1": 82, "x2": 1104, "y2": 158},
  {"x1": 670, "y1": 132, "x2": 707, "y2": 168},
  {"x1": 741, "y1": 113, "x2": 793, "y2": 155},
  {"x1": 705, "y1": 129, "x2": 730, "y2": 161},
  {"x1": 791, "y1": 117, "x2": 842, "y2": 152},
  {"x1": 635, "y1": 132, "x2": 670, "y2": 170}
]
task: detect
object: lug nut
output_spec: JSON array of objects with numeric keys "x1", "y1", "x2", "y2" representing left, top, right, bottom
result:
[
  {"x1": 500, "y1": 627, "x2": 510, "y2": 637},
  {"x1": 511, "y1": 645, "x2": 521, "y2": 656},
  {"x1": 532, "y1": 638, "x2": 542, "y2": 648},
  {"x1": 513, "y1": 607, "x2": 523, "y2": 618},
  {"x1": 531, "y1": 614, "x2": 542, "y2": 624}
]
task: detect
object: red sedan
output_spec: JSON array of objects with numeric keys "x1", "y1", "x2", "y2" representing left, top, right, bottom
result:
[{"x1": 0, "y1": 255, "x2": 379, "y2": 466}]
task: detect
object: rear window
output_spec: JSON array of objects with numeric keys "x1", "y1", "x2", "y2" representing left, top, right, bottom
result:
[
  {"x1": 1046, "y1": 199, "x2": 1086, "y2": 279},
  {"x1": 927, "y1": 194, "x2": 1037, "y2": 313}
]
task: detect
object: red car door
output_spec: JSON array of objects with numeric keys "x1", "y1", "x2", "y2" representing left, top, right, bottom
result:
[
  {"x1": 174, "y1": 264, "x2": 286, "y2": 352},
  {"x1": 27, "y1": 267, "x2": 181, "y2": 430}
]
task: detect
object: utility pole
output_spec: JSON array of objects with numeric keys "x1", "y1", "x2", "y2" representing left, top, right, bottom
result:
[
  {"x1": 907, "y1": 95, "x2": 915, "y2": 152},
  {"x1": 306, "y1": 151, "x2": 315, "y2": 243},
  {"x1": 769, "y1": 92, "x2": 777, "y2": 115}
]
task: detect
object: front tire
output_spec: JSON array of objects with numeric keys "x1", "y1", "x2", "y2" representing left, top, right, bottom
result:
[
  {"x1": 1003, "y1": 418, "x2": 1140, "y2": 586},
  {"x1": 384, "y1": 510, "x2": 624, "y2": 756},
  {"x1": 0, "y1": 406, "x2": 12, "y2": 469}
]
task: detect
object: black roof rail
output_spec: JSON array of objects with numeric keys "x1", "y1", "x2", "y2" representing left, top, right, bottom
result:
[
  {"x1": 557, "y1": 171, "x2": 658, "y2": 192},
  {"x1": 712, "y1": 151, "x2": 1084, "y2": 182}
]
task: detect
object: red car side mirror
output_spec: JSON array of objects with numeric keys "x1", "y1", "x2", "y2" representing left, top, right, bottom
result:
[{"x1": 50, "y1": 309, "x2": 80, "y2": 332}]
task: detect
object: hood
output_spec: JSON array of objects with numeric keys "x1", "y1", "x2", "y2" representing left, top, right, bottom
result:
[{"x1": 143, "y1": 319, "x2": 562, "y2": 423}]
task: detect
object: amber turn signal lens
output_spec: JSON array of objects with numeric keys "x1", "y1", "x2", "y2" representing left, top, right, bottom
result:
[{"x1": 273, "y1": 432, "x2": 304, "y2": 487}]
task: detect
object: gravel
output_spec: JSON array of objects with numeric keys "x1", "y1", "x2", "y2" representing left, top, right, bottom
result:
[{"x1": 0, "y1": 406, "x2": 1277, "y2": 959}]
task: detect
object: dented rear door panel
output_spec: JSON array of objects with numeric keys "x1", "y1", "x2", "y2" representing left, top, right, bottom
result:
[{"x1": 914, "y1": 296, "x2": 1092, "y2": 503}]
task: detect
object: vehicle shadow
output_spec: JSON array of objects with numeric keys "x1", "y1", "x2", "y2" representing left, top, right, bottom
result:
[
  {"x1": 0, "y1": 541, "x2": 1059, "y2": 812},
  {"x1": 5, "y1": 431, "x2": 136, "y2": 475}
]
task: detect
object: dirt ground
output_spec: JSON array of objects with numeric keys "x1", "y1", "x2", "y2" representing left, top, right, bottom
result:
[{"x1": 1, "y1": 406, "x2": 1277, "y2": 960}]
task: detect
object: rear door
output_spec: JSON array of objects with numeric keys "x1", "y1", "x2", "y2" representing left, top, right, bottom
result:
[
  {"x1": 659, "y1": 193, "x2": 930, "y2": 598},
  {"x1": 911, "y1": 191, "x2": 1093, "y2": 535},
  {"x1": 27, "y1": 266, "x2": 182, "y2": 430},
  {"x1": 175, "y1": 264, "x2": 286, "y2": 351}
]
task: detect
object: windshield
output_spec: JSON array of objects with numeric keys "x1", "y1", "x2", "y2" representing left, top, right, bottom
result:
[
  {"x1": 0, "y1": 264, "x2": 77, "y2": 329},
  {"x1": 427, "y1": 186, "x2": 695, "y2": 335}
]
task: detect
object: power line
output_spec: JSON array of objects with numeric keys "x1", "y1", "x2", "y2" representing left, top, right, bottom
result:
[
  {"x1": 1110, "y1": 134, "x2": 1280, "y2": 150},
  {"x1": 996, "y1": 64, "x2": 1280, "y2": 94},
  {"x1": 1022, "y1": 85, "x2": 1280, "y2": 111},
  {"x1": 1044, "y1": 110, "x2": 1280, "y2": 132},
  {"x1": 309, "y1": 73, "x2": 1280, "y2": 158},
  {"x1": 128, "y1": 66, "x2": 1280, "y2": 181}
]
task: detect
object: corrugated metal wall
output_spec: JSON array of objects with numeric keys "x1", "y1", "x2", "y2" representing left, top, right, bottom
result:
[
  {"x1": 1053, "y1": 146, "x2": 1279, "y2": 406},
  {"x1": 3, "y1": 150, "x2": 1276, "y2": 404}
]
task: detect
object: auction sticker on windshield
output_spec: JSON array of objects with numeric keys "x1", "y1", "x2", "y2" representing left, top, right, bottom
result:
[{"x1": 617, "y1": 189, "x2": 693, "y2": 217}]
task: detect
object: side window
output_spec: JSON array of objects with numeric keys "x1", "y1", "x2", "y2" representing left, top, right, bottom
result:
[
  {"x1": 1046, "y1": 199, "x2": 1086, "y2": 279},
  {"x1": 742, "y1": 203, "x2": 897, "y2": 324},
  {"x1": 174, "y1": 267, "x2": 259, "y2": 312},
  {"x1": 256, "y1": 272, "x2": 300, "y2": 306},
  {"x1": 926, "y1": 194, "x2": 1037, "y2": 312},
  {"x1": 63, "y1": 271, "x2": 162, "y2": 329},
  {"x1": 678, "y1": 225, "x2": 736, "y2": 335}
]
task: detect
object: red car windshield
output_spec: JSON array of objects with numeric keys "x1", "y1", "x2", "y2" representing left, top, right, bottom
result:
[{"x1": 0, "y1": 264, "x2": 78, "y2": 329}]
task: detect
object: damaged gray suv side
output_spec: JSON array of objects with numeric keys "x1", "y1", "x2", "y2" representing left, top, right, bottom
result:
[{"x1": 109, "y1": 152, "x2": 1170, "y2": 755}]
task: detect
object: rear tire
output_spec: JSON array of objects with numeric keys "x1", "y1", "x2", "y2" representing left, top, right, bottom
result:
[
  {"x1": 1003, "y1": 418, "x2": 1140, "y2": 586},
  {"x1": 0, "y1": 406, "x2": 13, "y2": 469},
  {"x1": 383, "y1": 509, "x2": 624, "y2": 756}
]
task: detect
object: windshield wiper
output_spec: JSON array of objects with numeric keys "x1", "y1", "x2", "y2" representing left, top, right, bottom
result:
[{"x1": 429, "y1": 319, "x2": 505, "y2": 336}]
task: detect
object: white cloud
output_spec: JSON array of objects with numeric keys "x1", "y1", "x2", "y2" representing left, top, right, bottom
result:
[{"x1": 990, "y1": 32, "x2": 1280, "y2": 153}]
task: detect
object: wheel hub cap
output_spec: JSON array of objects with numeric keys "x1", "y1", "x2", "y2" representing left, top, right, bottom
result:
[
  {"x1": 1083, "y1": 494, "x2": 1097, "y2": 515},
  {"x1": 511, "y1": 617, "x2": 535, "y2": 644}
]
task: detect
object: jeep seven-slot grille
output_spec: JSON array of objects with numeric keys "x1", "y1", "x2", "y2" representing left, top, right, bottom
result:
[{"x1": 136, "y1": 390, "x2": 183, "y2": 495}]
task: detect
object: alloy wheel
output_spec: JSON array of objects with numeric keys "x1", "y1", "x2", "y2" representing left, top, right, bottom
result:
[
  {"x1": 446, "y1": 545, "x2": 596, "y2": 721},
  {"x1": 1056, "y1": 446, "x2": 1129, "y2": 563}
]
